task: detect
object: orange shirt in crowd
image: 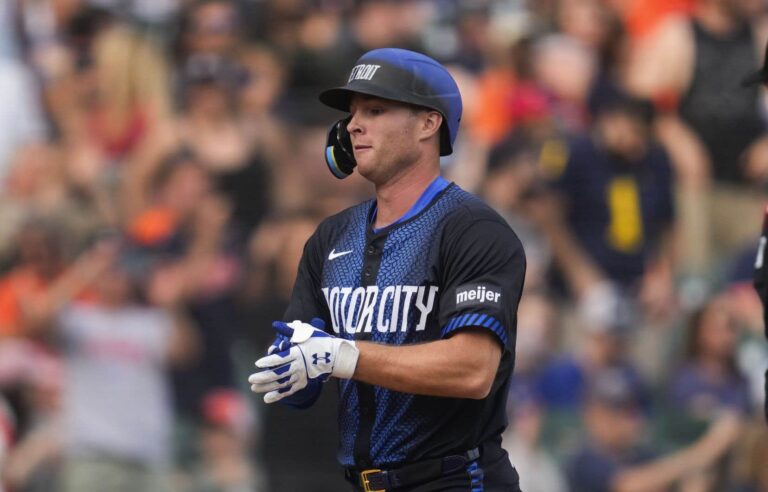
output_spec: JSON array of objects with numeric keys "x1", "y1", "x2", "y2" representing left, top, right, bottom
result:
[
  {"x1": 621, "y1": 0, "x2": 696, "y2": 39},
  {"x1": 0, "y1": 268, "x2": 96, "y2": 339},
  {"x1": 468, "y1": 68, "x2": 519, "y2": 145}
]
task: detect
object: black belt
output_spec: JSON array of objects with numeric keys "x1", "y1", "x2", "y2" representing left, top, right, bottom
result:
[{"x1": 345, "y1": 448, "x2": 480, "y2": 492}]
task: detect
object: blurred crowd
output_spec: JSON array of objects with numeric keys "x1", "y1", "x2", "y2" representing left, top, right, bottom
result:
[{"x1": 0, "y1": 0, "x2": 767, "y2": 491}]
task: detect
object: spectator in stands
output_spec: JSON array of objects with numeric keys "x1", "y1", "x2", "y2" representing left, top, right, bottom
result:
[
  {"x1": 543, "y1": 90, "x2": 676, "y2": 323},
  {"x1": 25, "y1": 237, "x2": 197, "y2": 492},
  {"x1": 568, "y1": 368, "x2": 743, "y2": 492},
  {"x1": 663, "y1": 297, "x2": 753, "y2": 489},
  {"x1": 627, "y1": 0, "x2": 768, "y2": 267},
  {"x1": 53, "y1": 23, "x2": 174, "y2": 227},
  {"x1": 63, "y1": 23, "x2": 172, "y2": 167},
  {"x1": 177, "y1": 54, "x2": 270, "y2": 240},
  {"x1": 122, "y1": 151, "x2": 243, "y2": 422},
  {"x1": 666, "y1": 297, "x2": 752, "y2": 431}
]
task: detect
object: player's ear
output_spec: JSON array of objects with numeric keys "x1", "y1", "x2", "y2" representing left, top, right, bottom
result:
[{"x1": 419, "y1": 110, "x2": 443, "y2": 142}]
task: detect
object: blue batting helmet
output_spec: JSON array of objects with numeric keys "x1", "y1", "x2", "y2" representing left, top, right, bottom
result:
[{"x1": 319, "y1": 48, "x2": 463, "y2": 158}]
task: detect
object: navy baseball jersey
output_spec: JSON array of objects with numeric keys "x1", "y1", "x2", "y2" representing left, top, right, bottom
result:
[{"x1": 284, "y1": 177, "x2": 526, "y2": 469}]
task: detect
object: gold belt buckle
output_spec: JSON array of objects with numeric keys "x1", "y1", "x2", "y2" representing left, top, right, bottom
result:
[{"x1": 360, "y1": 469, "x2": 384, "y2": 492}]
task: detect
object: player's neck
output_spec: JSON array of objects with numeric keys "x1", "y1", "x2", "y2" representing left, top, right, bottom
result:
[{"x1": 374, "y1": 163, "x2": 440, "y2": 229}]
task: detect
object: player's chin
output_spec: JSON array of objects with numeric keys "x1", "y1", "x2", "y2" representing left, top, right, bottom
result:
[{"x1": 355, "y1": 158, "x2": 380, "y2": 181}]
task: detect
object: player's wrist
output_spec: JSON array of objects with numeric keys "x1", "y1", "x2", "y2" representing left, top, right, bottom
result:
[{"x1": 332, "y1": 339, "x2": 359, "y2": 379}]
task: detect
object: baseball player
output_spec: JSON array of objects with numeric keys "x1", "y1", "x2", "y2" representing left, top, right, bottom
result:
[
  {"x1": 742, "y1": 45, "x2": 768, "y2": 424},
  {"x1": 755, "y1": 209, "x2": 768, "y2": 424},
  {"x1": 249, "y1": 48, "x2": 526, "y2": 491}
]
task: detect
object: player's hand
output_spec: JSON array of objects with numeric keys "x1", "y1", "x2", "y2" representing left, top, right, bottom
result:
[
  {"x1": 248, "y1": 319, "x2": 359, "y2": 404},
  {"x1": 251, "y1": 318, "x2": 323, "y2": 403},
  {"x1": 252, "y1": 318, "x2": 324, "y2": 404}
]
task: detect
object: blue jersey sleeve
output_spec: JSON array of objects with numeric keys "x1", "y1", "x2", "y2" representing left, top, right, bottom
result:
[
  {"x1": 437, "y1": 204, "x2": 526, "y2": 349},
  {"x1": 284, "y1": 225, "x2": 332, "y2": 326}
]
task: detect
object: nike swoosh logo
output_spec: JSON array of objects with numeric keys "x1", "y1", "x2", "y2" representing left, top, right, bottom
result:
[{"x1": 328, "y1": 249, "x2": 353, "y2": 260}]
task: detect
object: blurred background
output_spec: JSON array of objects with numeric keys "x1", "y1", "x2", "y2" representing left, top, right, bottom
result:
[{"x1": 0, "y1": 0, "x2": 767, "y2": 491}]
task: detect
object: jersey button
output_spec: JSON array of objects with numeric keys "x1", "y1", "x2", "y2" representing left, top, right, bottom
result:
[
  {"x1": 364, "y1": 267, "x2": 372, "y2": 278},
  {"x1": 366, "y1": 246, "x2": 376, "y2": 255}
]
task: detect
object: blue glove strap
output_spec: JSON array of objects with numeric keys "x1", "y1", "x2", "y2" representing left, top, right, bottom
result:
[{"x1": 278, "y1": 379, "x2": 323, "y2": 409}]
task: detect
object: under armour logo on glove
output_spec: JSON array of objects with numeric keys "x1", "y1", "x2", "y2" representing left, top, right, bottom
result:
[
  {"x1": 312, "y1": 352, "x2": 332, "y2": 365},
  {"x1": 248, "y1": 318, "x2": 359, "y2": 404}
]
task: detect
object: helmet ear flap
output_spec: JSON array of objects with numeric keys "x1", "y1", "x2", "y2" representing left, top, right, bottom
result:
[{"x1": 325, "y1": 117, "x2": 356, "y2": 179}]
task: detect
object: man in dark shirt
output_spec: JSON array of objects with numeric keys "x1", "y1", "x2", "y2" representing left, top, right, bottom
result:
[
  {"x1": 542, "y1": 92, "x2": 676, "y2": 324},
  {"x1": 248, "y1": 48, "x2": 526, "y2": 491},
  {"x1": 551, "y1": 93, "x2": 674, "y2": 290}
]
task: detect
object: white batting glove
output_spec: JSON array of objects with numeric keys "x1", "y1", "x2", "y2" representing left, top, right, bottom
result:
[{"x1": 248, "y1": 319, "x2": 359, "y2": 404}]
